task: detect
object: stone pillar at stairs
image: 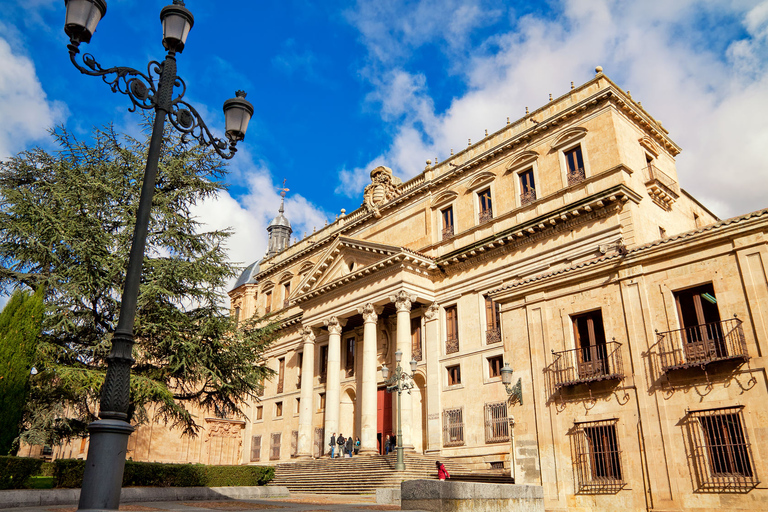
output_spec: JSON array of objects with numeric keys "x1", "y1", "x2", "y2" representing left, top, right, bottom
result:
[
  {"x1": 323, "y1": 316, "x2": 346, "y2": 455},
  {"x1": 296, "y1": 325, "x2": 315, "y2": 458},
  {"x1": 423, "y1": 302, "x2": 442, "y2": 452},
  {"x1": 390, "y1": 290, "x2": 417, "y2": 452},
  {"x1": 358, "y1": 303, "x2": 382, "y2": 454}
]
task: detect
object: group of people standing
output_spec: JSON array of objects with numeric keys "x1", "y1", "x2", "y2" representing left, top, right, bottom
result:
[{"x1": 328, "y1": 432, "x2": 360, "y2": 458}]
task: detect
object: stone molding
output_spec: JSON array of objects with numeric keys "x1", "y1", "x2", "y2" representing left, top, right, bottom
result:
[{"x1": 424, "y1": 302, "x2": 440, "y2": 321}]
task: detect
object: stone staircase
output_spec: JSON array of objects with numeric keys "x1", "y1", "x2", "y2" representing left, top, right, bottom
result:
[{"x1": 268, "y1": 452, "x2": 514, "y2": 494}]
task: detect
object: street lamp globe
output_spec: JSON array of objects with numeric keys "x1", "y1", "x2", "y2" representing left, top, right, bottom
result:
[
  {"x1": 160, "y1": 0, "x2": 194, "y2": 53},
  {"x1": 501, "y1": 362, "x2": 513, "y2": 385},
  {"x1": 410, "y1": 358, "x2": 417, "y2": 372},
  {"x1": 381, "y1": 364, "x2": 389, "y2": 380},
  {"x1": 64, "y1": 0, "x2": 107, "y2": 45},
  {"x1": 395, "y1": 349, "x2": 403, "y2": 363},
  {"x1": 223, "y1": 91, "x2": 254, "y2": 142}
]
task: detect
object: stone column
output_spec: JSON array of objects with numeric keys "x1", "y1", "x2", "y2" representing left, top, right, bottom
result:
[
  {"x1": 358, "y1": 303, "x2": 382, "y2": 454},
  {"x1": 323, "y1": 316, "x2": 346, "y2": 454},
  {"x1": 390, "y1": 290, "x2": 417, "y2": 451},
  {"x1": 423, "y1": 302, "x2": 442, "y2": 452},
  {"x1": 296, "y1": 326, "x2": 315, "y2": 458}
]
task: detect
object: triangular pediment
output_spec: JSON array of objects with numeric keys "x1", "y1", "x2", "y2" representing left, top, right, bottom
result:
[{"x1": 295, "y1": 236, "x2": 403, "y2": 295}]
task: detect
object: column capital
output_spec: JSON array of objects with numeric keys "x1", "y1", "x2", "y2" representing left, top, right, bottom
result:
[
  {"x1": 358, "y1": 303, "x2": 383, "y2": 324},
  {"x1": 324, "y1": 316, "x2": 347, "y2": 335},
  {"x1": 390, "y1": 290, "x2": 417, "y2": 313},
  {"x1": 424, "y1": 301, "x2": 440, "y2": 321},
  {"x1": 300, "y1": 325, "x2": 316, "y2": 344}
]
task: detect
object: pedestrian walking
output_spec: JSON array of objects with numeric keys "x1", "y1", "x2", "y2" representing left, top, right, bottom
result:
[
  {"x1": 384, "y1": 434, "x2": 391, "y2": 455},
  {"x1": 336, "y1": 433, "x2": 345, "y2": 458},
  {"x1": 354, "y1": 437, "x2": 360, "y2": 455},
  {"x1": 329, "y1": 433, "x2": 336, "y2": 458},
  {"x1": 389, "y1": 434, "x2": 397, "y2": 454},
  {"x1": 346, "y1": 435, "x2": 354, "y2": 457},
  {"x1": 436, "y1": 461, "x2": 450, "y2": 480}
]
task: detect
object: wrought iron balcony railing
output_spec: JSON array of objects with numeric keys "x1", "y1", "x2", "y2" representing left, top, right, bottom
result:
[
  {"x1": 551, "y1": 340, "x2": 624, "y2": 389},
  {"x1": 479, "y1": 208, "x2": 493, "y2": 224},
  {"x1": 644, "y1": 164, "x2": 679, "y2": 193},
  {"x1": 442, "y1": 225, "x2": 454, "y2": 240},
  {"x1": 486, "y1": 327, "x2": 501, "y2": 345},
  {"x1": 520, "y1": 188, "x2": 537, "y2": 206},
  {"x1": 657, "y1": 317, "x2": 748, "y2": 372},
  {"x1": 445, "y1": 335, "x2": 459, "y2": 354},
  {"x1": 567, "y1": 167, "x2": 586, "y2": 186}
]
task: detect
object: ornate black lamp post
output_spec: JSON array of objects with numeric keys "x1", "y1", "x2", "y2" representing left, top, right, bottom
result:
[
  {"x1": 381, "y1": 349, "x2": 417, "y2": 471},
  {"x1": 62, "y1": 1, "x2": 253, "y2": 510}
]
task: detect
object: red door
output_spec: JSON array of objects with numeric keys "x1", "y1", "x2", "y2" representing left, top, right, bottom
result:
[{"x1": 377, "y1": 387, "x2": 393, "y2": 455}]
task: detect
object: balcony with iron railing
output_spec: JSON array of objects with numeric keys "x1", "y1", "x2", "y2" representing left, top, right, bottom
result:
[
  {"x1": 644, "y1": 164, "x2": 679, "y2": 209},
  {"x1": 520, "y1": 188, "x2": 537, "y2": 206},
  {"x1": 446, "y1": 335, "x2": 459, "y2": 354},
  {"x1": 479, "y1": 208, "x2": 493, "y2": 224},
  {"x1": 656, "y1": 317, "x2": 748, "y2": 373},
  {"x1": 551, "y1": 340, "x2": 624, "y2": 389},
  {"x1": 567, "y1": 167, "x2": 586, "y2": 186},
  {"x1": 486, "y1": 327, "x2": 501, "y2": 345},
  {"x1": 442, "y1": 225, "x2": 454, "y2": 240}
]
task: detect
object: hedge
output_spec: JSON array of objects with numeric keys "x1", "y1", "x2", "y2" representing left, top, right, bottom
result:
[
  {"x1": 0, "y1": 455, "x2": 43, "y2": 489},
  {"x1": 53, "y1": 459, "x2": 274, "y2": 488}
]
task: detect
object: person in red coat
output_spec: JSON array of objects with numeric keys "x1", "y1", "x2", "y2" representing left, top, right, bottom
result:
[{"x1": 436, "y1": 461, "x2": 450, "y2": 480}]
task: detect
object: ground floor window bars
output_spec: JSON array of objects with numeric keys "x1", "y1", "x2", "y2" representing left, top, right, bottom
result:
[
  {"x1": 686, "y1": 406, "x2": 758, "y2": 492},
  {"x1": 572, "y1": 419, "x2": 625, "y2": 493},
  {"x1": 484, "y1": 402, "x2": 510, "y2": 443},
  {"x1": 443, "y1": 407, "x2": 465, "y2": 447},
  {"x1": 250, "y1": 435, "x2": 261, "y2": 462},
  {"x1": 270, "y1": 432, "x2": 281, "y2": 461}
]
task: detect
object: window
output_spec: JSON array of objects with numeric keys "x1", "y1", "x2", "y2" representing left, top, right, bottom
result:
[
  {"x1": 345, "y1": 337, "x2": 355, "y2": 377},
  {"x1": 519, "y1": 168, "x2": 536, "y2": 205},
  {"x1": 318, "y1": 392, "x2": 325, "y2": 410},
  {"x1": 265, "y1": 290, "x2": 272, "y2": 314},
  {"x1": 275, "y1": 401, "x2": 283, "y2": 417},
  {"x1": 411, "y1": 316, "x2": 422, "y2": 362},
  {"x1": 443, "y1": 408, "x2": 465, "y2": 447},
  {"x1": 255, "y1": 406, "x2": 263, "y2": 421},
  {"x1": 674, "y1": 283, "x2": 725, "y2": 364},
  {"x1": 296, "y1": 352, "x2": 303, "y2": 389},
  {"x1": 445, "y1": 305, "x2": 459, "y2": 354},
  {"x1": 291, "y1": 430, "x2": 299, "y2": 458},
  {"x1": 488, "y1": 355, "x2": 503, "y2": 378},
  {"x1": 295, "y1": 397, "x2": 301, "y2": 415},
  {"x1": 270, "y1": 432, "x2": 281, "y2": 460},
  {"x1": 319, "y1": 345, "x2": 328, "y2": 383},
  {"x1": 283, "y1": 282, "x2": 291, "y2": 308},
  {"x1": 484, "y1": 402, "x2": 509, "y2": 443},
  {"x1": 572, "y1": 310, "x2": 608, "y2": 380},
  {"x1": 485, "y1": 296, "x2": 501, "y2": 344},
  {"x1": 572, "y1": 419, "x2": 624, "y2": 493},
  {"x1": 250, "y1": 435, "x2": 262, "y2": 462},
  {"x1": 447, "y1": 364, "x2": 461, "y2": 386},
  {"x1": 256, "y1": 378, "x2": 265, "y2": 397},
  {"x1": 276, "y1": 357, "x2": 285, "y2": 394},
  {"x1": 565, "y1": 145, "x2": 586, "y2": 185},
  {"x1": 441, "y1": 206, "x2": 455, "y2": 239},
  {"x1": 234, "y1": 306, "x2": 240, "y2": 326},
  {"x1": 478, "y1": 188, "x2": 493, "y2": 223},
  {"x1": 686, "y1": 407, "x2": 757, "y2": 492}
]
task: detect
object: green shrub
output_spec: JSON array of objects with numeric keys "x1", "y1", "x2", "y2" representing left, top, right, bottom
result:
[
  {"x1": 40, "y1": 462, "x2": 55, "y2": 477},
  {"x1": 0, "y1": 455, "x2": 43, "y2": 489},
  {"x1": 51, "y1": 458, "x2": 274, "y2": 488},
  {"x1": 24, "y1": 476, "x2": 54, "y2": 489}
]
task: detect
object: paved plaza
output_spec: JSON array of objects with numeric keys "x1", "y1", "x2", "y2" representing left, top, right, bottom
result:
[{"x1": 0, "y1": 494, "x2": 414, "y2": 512}]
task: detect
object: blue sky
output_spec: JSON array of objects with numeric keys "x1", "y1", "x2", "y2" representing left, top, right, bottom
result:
[{"x1": 1, "y1": 0, "x2": 768, "y2": 305}]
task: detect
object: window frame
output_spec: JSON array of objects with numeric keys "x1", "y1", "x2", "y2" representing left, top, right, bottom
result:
[
  {"x1": 250, "y1": 435, "x2": 262, "y2": 462},
  {"x1": 274, "y1": 401, "x2": 283, "y2": 418},
  {"x1": 517, "y1": 167, "x2": 538, "y2": 206},
  {"x1": 446, "y1": 364, "x2": 462, "y2": 388},
  {"x1": 571, "y1": 418, "x2": 625, "y2": 494},
  {"x1": 557, "y1": 139, "x2": 591, "y2": 189},
  {"x1": 476, "y1": 187, "x2": 493, "y2": 224},
  {"x1": 255, "y1": 405, "x2": 263, "y2": 422},
  {"x1": 484, "y1": 401, "x2": 510, "y2": 444},
  {"x1": 442, "y1": 407, "x2": 465, "y2": 447},
  {"x1": 444, "y1": 304, "x2": 459, "y2": 355}
]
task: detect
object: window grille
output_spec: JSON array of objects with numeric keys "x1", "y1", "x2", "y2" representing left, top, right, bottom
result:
[
  {"x1": 490, "y1": 461, "x2": 505, "y2": 469},
  {"x1": 567, "y1": 167, "x2": 586, "y2": 186},
  {"x1": 572, "y1": 419, "x2": 625, "y2": 493},
  {"x1": 443, "y1": 407, "x2": 465, "y2": 447},
  {"x1": 291, "y1": 430, "x2": 298, "y2": 458},
  {"x1": 484, "y1": 402, "x2": 510, "y2": 443},
  {"x1": 686, "y1": 406, "x2": 758, "y2": 492},
  {"x1": 270, "y1": 432, "x2": 281, "y2": 461},
  {"x1": 250, "y1": 435, "x2": 261, "y2": 462}
]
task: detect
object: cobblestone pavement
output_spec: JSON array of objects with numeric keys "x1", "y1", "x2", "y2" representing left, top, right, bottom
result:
[{"x1": 0, "y1": 494, "x2": 423, "y2": 512}]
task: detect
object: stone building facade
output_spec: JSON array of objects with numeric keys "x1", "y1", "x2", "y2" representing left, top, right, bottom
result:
[
  {"x1": 35, "y1": 69, "x2": 768, "y2": 511},
  {"x1": 226, "y1": 69, "x2": 768, "y2": 511}
]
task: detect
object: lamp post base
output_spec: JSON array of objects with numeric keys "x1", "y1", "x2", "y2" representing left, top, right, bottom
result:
[{"x1": 77, "y1": 419, "x2": 135, "y2": 512}]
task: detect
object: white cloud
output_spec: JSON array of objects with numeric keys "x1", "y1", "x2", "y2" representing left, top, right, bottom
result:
[
  {"x1": 0, "y1": 36, "x2": 67, "y2": 159},
  {"x1": 343, "y1": 0, "x2": 768, "y2": 219}
]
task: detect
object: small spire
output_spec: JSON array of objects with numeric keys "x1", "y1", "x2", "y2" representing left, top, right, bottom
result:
[
  {"x1": 525, "y1": 106, "x2": 529, "y2": 114},
  {"x1": 571, "y1": 81, "x2": 574, "y2": 90},
  {"x1": 450, "y1": 148, "x2": 454, "y2": 155},
  {"x1": 485, "y1": 129, "x2": 488, "y2": 137},
  {"x1": 549, "y1": 93, "x2": 552, "y2": 101},
  {"x1": 506, "y1": 117, "x2": 510, "y2": 125},
  {"x1": 468, "y1": 138, "x2": 471, "y2": 146}
]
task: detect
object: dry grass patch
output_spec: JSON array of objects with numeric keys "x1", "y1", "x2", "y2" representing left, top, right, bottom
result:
[{"x1": 182, "y1": 501, "x2": 285, "y2": 510}]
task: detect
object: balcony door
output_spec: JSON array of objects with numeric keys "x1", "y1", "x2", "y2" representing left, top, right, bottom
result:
[
  {"x1": 674, "y1": 283, "x2": 723, "y2": 362},
  {"x1": 572, "y1": 310, "x2": 608, "y2": 379}
]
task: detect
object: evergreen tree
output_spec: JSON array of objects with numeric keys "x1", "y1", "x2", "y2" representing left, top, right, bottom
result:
[
  {"x1": 0, "y1": 288, "x2": 44, "y2": 454},
  {"x1": 0, "y1": 124, "x2": 275, "y2": 446}
]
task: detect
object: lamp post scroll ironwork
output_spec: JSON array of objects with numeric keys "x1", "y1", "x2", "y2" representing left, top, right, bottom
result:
[
  {"x1": 381, "y1": 349, "x2": 417, "y2": 471},
  {"x1": 62, "y1": 1, "x2": 253, "y2": 510}
]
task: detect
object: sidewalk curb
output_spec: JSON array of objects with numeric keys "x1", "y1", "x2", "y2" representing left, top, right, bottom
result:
[{"x1": 0, "y1": 486, "x2": 290, "y2": 508}]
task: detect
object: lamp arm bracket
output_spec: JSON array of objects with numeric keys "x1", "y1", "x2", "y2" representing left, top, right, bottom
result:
[
  {"x1": 169, "y1": 98, "x2": 237, "y2": 160},
  {"x1": 68, "y1": 48, "x2": 160, "y2": 113}
]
